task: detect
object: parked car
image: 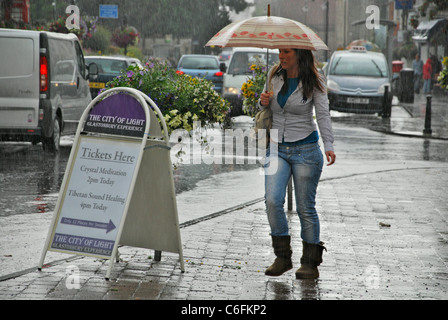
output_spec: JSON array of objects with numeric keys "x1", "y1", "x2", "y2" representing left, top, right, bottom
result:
[
  {"x1": 176, "y1": 54, "x2": 226, "y2": 93},
  {"x1": 223, "y1": 47, "x2": 279, "y2": 117},
  {"x1": 218, "y1": 48, "x2": 233, "y2": 67},
  {"x1": 0, "y1": 29, "x2": 96, "y2": 152},
  {"x1": 325, "y1": 46, "x2": 392, "y2": 117},
  {"x1": 84, "y1": 56, "x2": 143, "y2": 97}
]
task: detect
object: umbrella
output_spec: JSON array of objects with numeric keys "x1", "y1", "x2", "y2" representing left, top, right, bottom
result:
[{"x1": 205, "y1": 6, "x2": 328, "y2": 51}]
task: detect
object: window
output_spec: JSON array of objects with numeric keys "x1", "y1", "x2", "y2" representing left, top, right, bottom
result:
[
  {"x1": 330, "y1": 54, "x2": 388, "y2": 78},
  {"x1": 0, "y1": 37, "x2": 34, "y2": 77},
  {"x1": 49, "y1": 38, "x2": 77, "y2": 83},
  {"x1": 75, "y1": 41, "x2": 86, "y2": 78},
  {"x1": 179, "y1": 56, "x2": 219, "y2": 70}
]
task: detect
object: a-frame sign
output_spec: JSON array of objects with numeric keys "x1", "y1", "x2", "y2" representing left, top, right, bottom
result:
[{"x1": 39, "y1": 88, "x2": 184, "y2": 279}]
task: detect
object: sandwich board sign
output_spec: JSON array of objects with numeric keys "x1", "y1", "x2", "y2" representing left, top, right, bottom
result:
[{"x1": 39, "y1": 88, "x2": 184, "y2": 279}]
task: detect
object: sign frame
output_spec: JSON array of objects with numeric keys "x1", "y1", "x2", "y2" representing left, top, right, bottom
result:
[{"x1": 38, "y1": 88, "x2": 184, "y2": 279}]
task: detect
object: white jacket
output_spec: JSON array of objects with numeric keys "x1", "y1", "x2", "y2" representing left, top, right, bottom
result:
[{"x1": 258, "y1": 68, "x2": 334, "y2": 152}]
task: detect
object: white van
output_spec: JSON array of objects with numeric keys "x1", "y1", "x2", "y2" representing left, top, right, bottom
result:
[
  {"x1": 0, "y1": 29, "x2": 96, "y2": 152},
  {"x1": 223, "y1": 47, "x2": 279, "y2": 117}
]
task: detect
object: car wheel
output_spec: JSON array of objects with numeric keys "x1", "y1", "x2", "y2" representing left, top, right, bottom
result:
[{"x1": 42, "y1": 117, "x2": 61, "y2": 152}]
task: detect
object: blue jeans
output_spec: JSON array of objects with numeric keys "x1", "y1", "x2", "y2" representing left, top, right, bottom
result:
[
  {"x1": 264, "y1": 142, "x2": 324, "y2": 244},
  {"x1": 414, "y1": 73, "x2": 422, "y2": 92},
  {"x1": 423, "y1": 79, "x2": 431, "y2": 94}
]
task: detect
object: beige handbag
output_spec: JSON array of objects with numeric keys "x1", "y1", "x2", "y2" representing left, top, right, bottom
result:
[
  {"x1": 254, "y1": 77, "x2": 274, "y2": 147},
  {"x1": 255, "y1": 106, "x2": 272, "y2": 132},
  {"x1": 254, "y1": 106, "x2": 272, "y2": 148}
]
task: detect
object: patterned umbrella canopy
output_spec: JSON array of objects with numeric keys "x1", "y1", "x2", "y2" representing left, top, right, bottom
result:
[{"x1": 205, "y1": 15, "x2": 328, "y2": 51}]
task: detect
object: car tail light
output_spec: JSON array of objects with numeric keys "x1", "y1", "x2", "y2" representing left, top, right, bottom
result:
[
  {"x1": 176, "y1": 70, "x2": 184, "y2": 75},
  {"x1": 214, "y1": 71, "x2": 224, "y2": 77},
  {"x1": 40, "y1": 56, "x2": 49, "y2": 92}
]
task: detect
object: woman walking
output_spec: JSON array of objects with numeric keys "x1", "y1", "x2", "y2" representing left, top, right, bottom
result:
[{"x1": 258, "y1": 48, "x2": 336, "y2": 279}]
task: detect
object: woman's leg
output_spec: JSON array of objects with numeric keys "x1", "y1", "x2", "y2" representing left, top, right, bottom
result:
[
  {"x1": 290, "y1": 143, "x2": 326, "y2": 279},
  {"x1": 264, "y1": 145, "x2": 293, "y2": 276},
  {"x1": 291, "y1": 143, "x2": 323, "y2": 244},
  {"x1": 264, "y1": 147, "x2": 291, "y2": 236}
]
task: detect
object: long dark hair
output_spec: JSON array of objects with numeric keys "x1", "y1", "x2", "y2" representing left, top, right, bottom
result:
[{"x1": 270, "y1": 49, "x2": 325, "y2": 99}]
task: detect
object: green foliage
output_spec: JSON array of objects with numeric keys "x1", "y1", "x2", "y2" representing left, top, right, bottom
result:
[
  {"x1": 437, "y1": 57, "x2": 448, "y2": 91},
  {"x1": 102, "y1": 59, "x2": 230, "y2": 133},
  {"x1": 83, "y1": 26, "x2": 111, "y2": 53},
  {"x1": 411, "y1": 0, "x2": 448, "y2": 28},
  {"x1": 240, "y1": 63, "x2": 268, "y2": 117}
]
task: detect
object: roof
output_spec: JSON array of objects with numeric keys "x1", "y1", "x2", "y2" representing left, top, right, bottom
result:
[
  {"x1": 332, "y1": 49, "x2": 385, "y2": 58},
  {"x1": 85, "y1": 55, "x2": 140, "y2": 61},
  {"x1": 0, "y1": 28, "x2": 78, "y2": 41},
  {"x1": 412, "y1": 18, "x2": 447, "y2": 42}
]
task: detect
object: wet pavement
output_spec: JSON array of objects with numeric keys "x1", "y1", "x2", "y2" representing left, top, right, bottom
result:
[
  {"x1": 0, "y1": 92, "x2": 447, "y2": 303},
  {"x1": 333, "y1": 91, "x2": 448, "y2": 141}
]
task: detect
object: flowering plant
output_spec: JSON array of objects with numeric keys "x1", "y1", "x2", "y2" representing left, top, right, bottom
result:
[
  {"x1": 102, "y1": 58, "x2": 230, "y2": 133},
  {"x1": 240, "y1": 63, "x2": 267, "y2": 117},
  {"x1": 48, "y1": 16, "x2": 69, "y2": 33},
  {"x1": 48, "y1": 16, "x2": 97, "y2": 41},
  {"x1": 437, "y1": 56, "x2": 448, "y2": 91},
  {"x1": 112, "y1": 27, "x2": 139, "y2": 49},
  {"x1": 48, "y1": 16, "x2": 84, "y2": 39},
  {"x1": 79, "y1": 16, "x2": 98, "y2": 41}
]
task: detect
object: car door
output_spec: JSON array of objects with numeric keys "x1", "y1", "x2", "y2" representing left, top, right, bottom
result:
[{"x1": 73, "y1": 41, "x2": 91, "y2": 130}]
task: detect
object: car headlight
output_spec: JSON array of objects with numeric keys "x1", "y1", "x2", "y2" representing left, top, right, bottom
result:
[
  {"x1": 327, "y1": 79, "x2": 340, "y2": 92},
  {"x1": 224, "y1": 87, "x2": 240, "y2": 95},
  {"x1": 377, "y1": 83, "x2": 391, "y2": 94}
]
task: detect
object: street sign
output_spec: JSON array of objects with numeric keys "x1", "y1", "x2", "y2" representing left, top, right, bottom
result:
[
  {"x1": 395, "y1": 0, "x2": 413, "y2": 10},
  {"x1": 39, "y1": 88, "x2": 184, "y2": 279},
  {"x1": 99, "y1": 5, "x2": 118, "y2": 19}
]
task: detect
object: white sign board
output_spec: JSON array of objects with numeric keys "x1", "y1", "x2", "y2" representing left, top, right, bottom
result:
[{"x1": 50, "y1": 137, "x2": 140, "y2": 258}]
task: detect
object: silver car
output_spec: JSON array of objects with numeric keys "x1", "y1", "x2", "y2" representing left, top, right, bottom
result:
[
  {"x1": 0, "y1": 29, "x2": 96, "y2": 152},
  {"x1": 325, "y1": 47, "x2": 392, "y2": 117}
]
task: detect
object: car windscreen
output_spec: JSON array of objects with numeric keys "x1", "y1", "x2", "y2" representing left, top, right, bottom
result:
[
  {"x1": 179, "y1": 56, "x2": 219, "y2": 70},
  {"x1": 228, "y1": 52, "x2": 279, "y2": 75},
  {"x1": 329, "y1": 54, "x2": 388, "y2": 77},
  {"x1": 85, "y1": 59, "x2": 127, "y2": 75}
]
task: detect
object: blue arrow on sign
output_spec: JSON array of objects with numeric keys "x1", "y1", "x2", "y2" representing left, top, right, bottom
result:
[{"x1": 61, "y1": 217, "x2": 116, "y2": 233}]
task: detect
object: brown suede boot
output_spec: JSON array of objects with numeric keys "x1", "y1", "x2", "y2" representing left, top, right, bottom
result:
[
  {"x1": 295, "y1": 241, "x2": 327, "y2": 279},
  {"x1": 265, "y1": 235, "x2": 293, "y2": 276}
]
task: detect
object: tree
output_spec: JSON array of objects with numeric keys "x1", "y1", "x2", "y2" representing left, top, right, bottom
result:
[
  {"x1": 411, "y1": 0, "x2": 448, "y2": 28},
  {"x1": 74, "y1": 0, "x2": 249, "y2": 50}
]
